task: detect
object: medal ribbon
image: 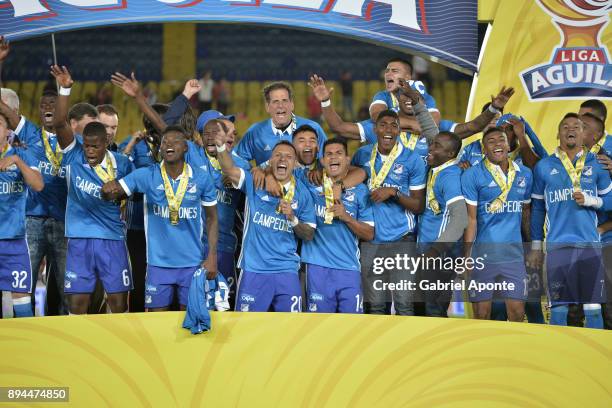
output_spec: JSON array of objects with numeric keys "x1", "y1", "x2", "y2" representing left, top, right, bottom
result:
[
  {"x1": 556, "y1": 147, "x2": 587, "y2": 192},
  {"x1": 369, "y1": 143, "x2": 401, "y2": 190},
  {"x1": 276, "y1": 176, "x2": 296, "y2": 213},
  {"x1": 42, "y1": 128, "x2": 62, "y2": 170},
  {"x1": 93, "y1": 152, "x2": 116, "y2": 183},
  {"x1": 590, "y1": 138, "x2": 605, "y2": 155},
  {"x1": 427, "y1": 159, "x2": 457, "y2": 215},
  {"x1": 483, "y1": 158, "x2": 516, "y2": 212},
  {"x1": 160, "y1": 162, "x2": 189, "y2": 226}
]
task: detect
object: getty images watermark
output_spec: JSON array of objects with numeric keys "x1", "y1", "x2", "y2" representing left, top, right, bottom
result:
[{"x1": 370, "y1": 253, "x2": 517, "y2": 293}]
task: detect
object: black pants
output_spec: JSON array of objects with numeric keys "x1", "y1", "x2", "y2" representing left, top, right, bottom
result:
[{"x1": 127, "y1": 229, "x2": 147, "y2": 313}]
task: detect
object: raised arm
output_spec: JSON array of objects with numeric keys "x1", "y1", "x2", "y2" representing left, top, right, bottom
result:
[
  {"x1": 163, "y1": 79, "x2": 201, "y2": 126},
  {"x1": 213, "y1": 122, "x2": 242, "y2": 185},
  {"x1": 398, "y1": 80, "x2": 439, "y2": 144},
  {"x1": 508, "y1": 117, "x2": 539, "y2": 169},
  {"x1": 50, "y1": 65, "x2": 75, "y2": 149},
  {"x1": 453, "y1": 86, "x2": 514, "y2": 139},
  {"x1": 111, "y1": 72, "x2": 166, "y2": 134},
  {"x1": 308, "y1": 75, "x2": 361, "y2": 140}
]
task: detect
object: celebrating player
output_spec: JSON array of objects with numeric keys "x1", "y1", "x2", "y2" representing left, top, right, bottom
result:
[
  {"x1": 51, "y1": 65, "x2": 134, "y2": 314},
  {"x1": 0, "y1": 112, "x2": 44, "y2": 317},
  {"x1": 352, "y1": 109, "x2": 426, "y2": 315},
  {"x1": 418, "y1": 131, "x2": 467, "y2": 317},
  {"x1": 214, "y1": 122, "x2": 316, "y2": 312},
  {"x1": 300, "y1": 137, "x2": 375, "y2": 313},
  {"x1": 462, "y1": 127, "x2": 533, "y2": 321},
  {"x1": 102, "y1": 125, "x2": 218, "y2": 311},
  {"x1": 235, "y1": 82, "x2": 327, "y2": 166},
  {"x1": 529, "y1": 113, "x2": 612, "y2": 329}
]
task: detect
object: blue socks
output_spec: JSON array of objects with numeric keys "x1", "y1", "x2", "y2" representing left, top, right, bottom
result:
[
  {"x1": 584, "y1": 305, "x2": 604, "y2": 329},
  {"x1": 550, "y1": 305, "x2": 568, "y2": 326}
]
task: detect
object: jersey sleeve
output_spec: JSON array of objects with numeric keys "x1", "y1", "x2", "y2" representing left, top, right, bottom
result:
[
  {"x1": 595, "y1": 161, "x2": 612, "y2": 196},
  {"x1": 60, "y1": 139, "x2": 83, "y2": 165},
  {"x1": 296, "y1": 186, "x2": 316, "y2": 228},
  {"x1": 408, "y1": 154, "x2": 427, "y2": 190},
  {"x1": 14, "y1": 116, "x2": 40, "y2": 146},
  {"x1": 234, "y1": 167, "x2": 252, "y2": 198},
  {"x1": 438, "y1": 120, "x2": 457, "y2": 133},
  {"x1": 313, "y1": 122, "x2": 328, "y2": 159},
  {"x1": 523, "y1": 168, "x2": 534, "y2": 203},
  {"x1": 234, "y1": 127, "x2": 255, "y2": 162},
  {"x1": 356, "y1": 188, "x2": 375, "y2": 225},
  {"x1": 370, "y1": 91, "x2": 389, "y2": 110},
  {"x1": 461, "y1": 168, "x2": 478, "y2": 206},
  {"x1": 199, "y1": 173, "x2": 218, "y2": 207},
  {"x1": 119, "y1": 167, "x2": 151, "y2": 197},
  {"x1": 531, "y1": 161, "x2": 546, "y2": 200},
  {"x1": 119, "y1": 154, "x2": 135, "y2": 178},
  {"x1": 358, "y1": 120, "x2": 377, "y2": 145},
  {"x1": 440, "y1": 171, "x2": 464, "y2": 206}
]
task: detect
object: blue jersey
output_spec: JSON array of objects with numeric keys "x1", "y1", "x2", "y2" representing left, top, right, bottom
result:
[
  {"x1": 418, "y1": 164, "x2": 464, "y2": 243},
  {"x1": 236, "y1": 169, "x2": 316, "y2": 274},
  {"x1": 14, "y1": 117, "x2": 67, "y2": 221},
  {"x1": 439, "y1": 120, "x2": 458, "y2": 133},
  {"x1": 532, "y1": 151, "x2": 612, "y2": 244},
  {"x1": 460, "y1": 140, "x2": 484, "y2": 165},
  {"x1": 462, "y1": 160, "x2": 532, "y2": 243},
  {"x1": 235, "y1": 116, "x2": 327, "y2": 165},
  {"x1": 119, "y1": 163, "x2": 217, "y2": 268},
  {"x1": 200, "y1": 151, "x2": 251, "y2": 253},
  {"x1": 62, "y1": 141, "x2": 134, "y2": 240},
  {"x1": 0, "y1": 147, "x2": 39, "y2": 239},
  {"x1": 300, "y1": 178, "x2": 374, "y2": 271},
  {"x1": 118, "y1": 136, "x2": 157, "y2": 231},
  {"x1": 370, "y1": 81, "x2": 438, "y2": 114},
  {"x1": 596, "y1": 135, "x2": 612, "y2": 243},
  {"x1": 352, "y1": 142, "x2": 427, "y2": 243}
]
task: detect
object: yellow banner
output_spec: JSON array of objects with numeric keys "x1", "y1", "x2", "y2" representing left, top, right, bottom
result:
[
  {"x1": 469, "y1": 0, "x2": 611, "y2": 152},
  {"x1": 0, "y1": 313, "x2": 610, "y2": 406}
]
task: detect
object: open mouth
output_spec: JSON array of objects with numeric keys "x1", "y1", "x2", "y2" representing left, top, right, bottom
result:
[
  {"x1": 43, "y1": 112, "x2": 54, "y2": 122},
  {"x1": 276, "y1": 163, "x2": 288, "y2": 175},
  {"x1": 86, "y1": 157, "x2": 98, "y2": 165},
  {"x1": 383, "y1": 135, "x2": 394, "y2": 141},
  {"x1": 329, "y1": 161, "x2": 340, "y2": 172}
]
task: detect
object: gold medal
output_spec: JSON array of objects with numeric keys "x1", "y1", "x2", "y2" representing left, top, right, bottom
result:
[
  {"x1": 483, "y1": 158, "x2": 516, "y2": 214},
  {"x1": 160, "y1": 162, "x2": 189, "y2": 226},
  {"x1": 276, "y1": 176, "x2": 296, "y2": 214},
  {"x1": 556, "y1": 147, "x2": 586, "y2": 192},
  {"x1": 322, "y1": 171, "x2": 335, "y2": 224},
  {"x1": 206, "y1": 151, "x2": 221, "y2": 172},
  {"x1": 426, "y1": 159, "x2": 456, "y2": 215},
  {"x1": 590, "y1": 138, "x2": 605, "y2": 155}
]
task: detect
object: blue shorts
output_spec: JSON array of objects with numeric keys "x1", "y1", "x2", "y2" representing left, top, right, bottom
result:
[
  {"x1": 468, "y1": 261, "x2": 527, "y2": 302},
  {"x1": 306, "y1": 264, "x2": 363, "y2": 314},
  {"x1": 145, "y1": 265, "x2": 199, "y2": 308},
  {"x1": 65, "y1": 238, "x2": 132, "y2": 294},
  {"x1": 0, "y1": 239, "x2": 33, "y2": 293},
  {"x1": 547, "y1": 247, "x2": 606, "y2": 305},
  {"x1": 236, "y1": 271, "x2": 301, "y2": 312}
]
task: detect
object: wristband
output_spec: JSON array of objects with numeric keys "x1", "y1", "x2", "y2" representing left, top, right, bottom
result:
[
  {"x1": 321, "y1": 99, "x2": 331, "y2": 108},
  {"x1": 289, "y1": 217, "x2": 299, "y2": 227},
  {"x1": 531, "y1": 240, "x2": 542, "y2": 251},
  {"x1": 59, "y1": 87, "x2": 71, "y2": 96},
  {"x1": 216, "y1": 143, "x2": 226, "y2": 153},
  {"x1": 581, "y1": 193, "x2": 603, "y2": 209},
  {"x1": 488, "y1": 104, "x2": 501, "y2": 114}
]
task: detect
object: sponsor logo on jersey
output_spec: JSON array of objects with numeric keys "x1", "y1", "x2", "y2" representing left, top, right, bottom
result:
[{"x1": 550, "y1": 168, "x2": 559, "y2": 175}]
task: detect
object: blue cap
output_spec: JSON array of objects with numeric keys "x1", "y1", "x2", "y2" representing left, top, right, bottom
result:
[{"x1": 196, "y1": 110, "x2": 236, "y2": 133}]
